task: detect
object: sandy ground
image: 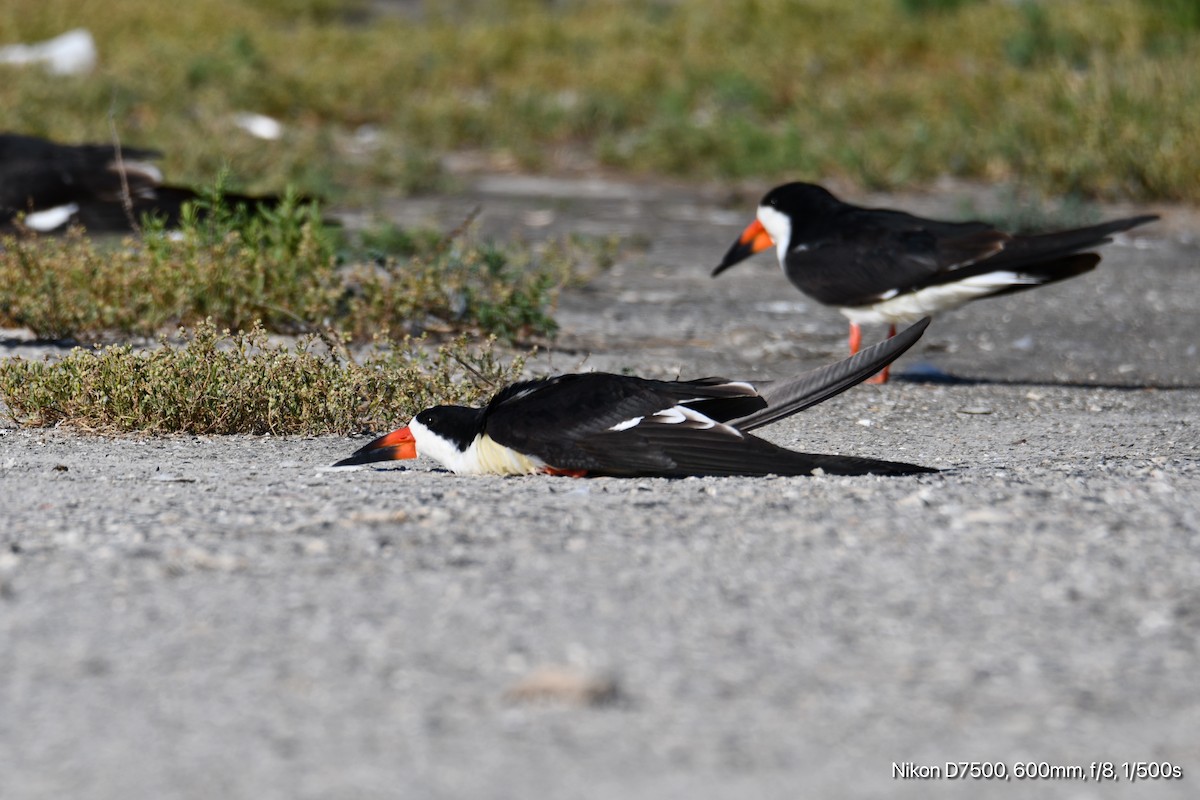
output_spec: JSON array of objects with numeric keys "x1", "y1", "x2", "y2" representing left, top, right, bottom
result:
[{"x1": 2, "y1": 176, "x2": 1199, "y2": 799}]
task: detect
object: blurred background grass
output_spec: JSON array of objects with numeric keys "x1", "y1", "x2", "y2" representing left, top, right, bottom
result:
[
  {"x1": 2, "y1": 0, "x2": 1196, "y2": 204},
  {"x1": 1, "y1": 0, "x2": 1192, "y2": 429}
]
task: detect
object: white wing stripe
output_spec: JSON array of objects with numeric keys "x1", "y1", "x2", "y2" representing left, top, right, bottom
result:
[
  {"x1": 23, "y1": 203, "x2": 78, "y2": 231},
  {"x1": 610, "y1": 406, "x2": 744, "y2": 438}
]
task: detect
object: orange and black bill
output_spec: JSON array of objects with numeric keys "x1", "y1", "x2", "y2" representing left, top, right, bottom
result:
[
  {"x1": 333, "y1": 427, "x2": 417, "y2": 467},
  {"x1": 712, "y1": 219, "x2": 774, "y2": 277}
]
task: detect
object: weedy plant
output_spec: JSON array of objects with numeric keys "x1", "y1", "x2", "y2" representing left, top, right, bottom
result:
[
  {"x1": 339, "y1": 229, "x2": 615, "y2": 343},
  {"x1": 0, "y1": 321, "x2": 527, "y2": 435},
  {"x1": 0, "y1": 191, "x2": 335, "y2": 340},
  {"x1": 0, "y1": 196, "x2": 616, "y2": 435},
  {"x1": 0, "y1": 193, "x2": 615, "y2": 344}
]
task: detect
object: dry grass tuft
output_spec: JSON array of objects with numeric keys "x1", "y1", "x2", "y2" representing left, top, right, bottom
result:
[{"x1": 0, "y1": 321, "x2": 527, "y2": 434}]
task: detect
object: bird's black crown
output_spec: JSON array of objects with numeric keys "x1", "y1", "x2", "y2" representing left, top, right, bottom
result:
[
  {"x1": 414, "y1": 405, "x2": 484, "y2": 452},
  {"x1": 760, "y1": 182, "x2": 840, "y2": 211}
]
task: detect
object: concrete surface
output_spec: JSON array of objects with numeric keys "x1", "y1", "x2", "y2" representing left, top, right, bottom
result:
[{"x1": 2, "y1": 176, "x2": 1199, "y2": 798}]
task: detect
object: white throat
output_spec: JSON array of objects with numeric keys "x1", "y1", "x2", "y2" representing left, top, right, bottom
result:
[
  {"x1": 408, "y1": 416, "x2": 541, "y2": 475},
  {"x1": 756, "y1": 204, "x2": 794, "y2": 267}
]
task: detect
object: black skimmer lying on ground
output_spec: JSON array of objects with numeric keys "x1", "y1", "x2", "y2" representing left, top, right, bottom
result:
[
  {"x1": 333, "y1": 318, "x2": 936, "y2": 478},
  {"x1": 0, "y1": 132, "x2": 295, "y2": 233},
  {"x1": 713, "y1": 182, "x2": 1158, "y2": 382}
]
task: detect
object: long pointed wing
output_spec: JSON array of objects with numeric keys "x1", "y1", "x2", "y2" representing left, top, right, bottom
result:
[
  {"x1": 730, "y1": 317, "x2": 930, "y2": 432},
  {"x1": 796, "y1": 213, "x2": 1157, "y2": 305},
  {"x1": 984, "y1": 214, "x2": 1159, "y2": 268},
  {"x1": 576, "y1": 423, "x2": 934, "y2": 477}
]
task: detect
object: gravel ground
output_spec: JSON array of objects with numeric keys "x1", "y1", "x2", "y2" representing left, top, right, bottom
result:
[{"x1": 3, "y1": 176, "x2": 1199, "y2": 799}]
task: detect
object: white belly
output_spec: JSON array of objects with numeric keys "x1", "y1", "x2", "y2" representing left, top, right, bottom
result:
[
  {"x1": 461, "y1": 435, "x2": 543, "y2": 476},
  {"x1": 838, "y1": 271, "x2": 1040, "y2": 325}
]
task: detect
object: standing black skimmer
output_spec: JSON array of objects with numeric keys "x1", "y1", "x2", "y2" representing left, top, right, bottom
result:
[
  {"x1": 333, "y1": 318, "x2": 936, "y2": 478},
  {"x1": 713, "y1": 182, "x2": 1158, "y2": 382},
  {"x1": 0, "y1": 132, "x2": 295, "y2": 233}
]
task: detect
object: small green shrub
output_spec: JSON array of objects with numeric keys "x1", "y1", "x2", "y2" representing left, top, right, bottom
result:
[
  {"x1": 0, "y1": 321, "x2": 527, "y2": 435},
  {"x1": 0, "y1": 195, "x2": 613, "y2": 343}
]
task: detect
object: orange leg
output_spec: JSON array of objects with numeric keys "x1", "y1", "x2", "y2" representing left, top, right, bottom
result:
[
  {"x1": 860, "y1": 323, "x2": 897, "y2": 384},
  {"x1": 848, "y1": 322, "x2": 863, "y2": 355},
  {"x1": 544, "y1": 466, "x2": 588, "y2": 478}
]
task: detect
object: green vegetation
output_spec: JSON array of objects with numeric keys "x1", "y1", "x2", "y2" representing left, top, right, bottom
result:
[
  {"x1": 2, "y1": 0, "x2": 1197, "y2": 201},
  {"x1": 0, "y1": 196, "x2": 613, "y2": 343},
  {"x1": 1, "y1": 0, "x2": 1190, "y2": 434},
  {"x1": 0, "y1": 198, "x2": 613, "y2": 434},
  {"x1": 898, "y1": 0, "x2": 982, "y2": 14},
  {"x1": 0, "y1": 322, "x2": 526, "y2": 434}
]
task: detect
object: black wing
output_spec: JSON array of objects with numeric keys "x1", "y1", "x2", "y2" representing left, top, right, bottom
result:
[
  {"x1": 574, "y1": 421, "x2": 934, "y2": 477},
  {"x1": 984, "y1": 215, "x2": 1159, "y2": 267},
  {"x1": 483, "y1": 373, "x2": 767, "y2": 469},
  {"x1": 787, "y1": 206, "x2": 1008, "y2": 307},
  {"x1": 0, "y1": 133, "x2": 162, "y2": 221},
  {"x1": 790, "y1": 207, "x2": 1157, "y2": 308},
  {"x1": 483, "y1": 365, "x2": 935, "y2": 478},
  {"x1": 563, "y1": 320, "x2": 934, "y2": 477},
  {"x1": 0, "y1": 134, "x2": 311, "y2": 233},
  {"x1": 731, "y1": 317, "x2": 929, "y2": 432}
]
